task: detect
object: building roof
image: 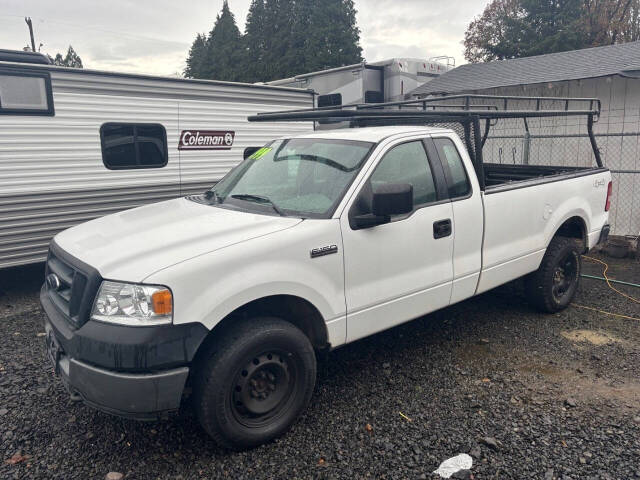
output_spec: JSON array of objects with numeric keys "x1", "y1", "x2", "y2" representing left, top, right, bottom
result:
[{"x1": 411, "y1": 41, "x2": 640, "y2": 96}]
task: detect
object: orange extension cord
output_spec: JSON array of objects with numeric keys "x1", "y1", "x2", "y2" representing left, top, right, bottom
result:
[{"x1": 571, "y1": 255, "x2": 640, "y2": 321}]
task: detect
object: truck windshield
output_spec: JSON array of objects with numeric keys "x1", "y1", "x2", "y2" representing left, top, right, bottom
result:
[{"x1": 210, "y1": 138, "x2": 374, "y2": 218}]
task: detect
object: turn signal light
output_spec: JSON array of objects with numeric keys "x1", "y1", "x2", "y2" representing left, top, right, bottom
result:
[
  {"x1": 152, "y1": 289, "x2": 173, "y2": 315},
  {"x1": 605, "y1": 181, "x2": 612, "y2": 212}
]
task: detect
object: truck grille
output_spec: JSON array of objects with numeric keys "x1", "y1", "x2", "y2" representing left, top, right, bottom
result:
[{"x1": 45, "y1": 243, "x2": 101, "y2": 328}]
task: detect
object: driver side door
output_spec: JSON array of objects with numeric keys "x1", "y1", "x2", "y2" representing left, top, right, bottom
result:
[{"x1": 340, "y1": 137, "x2": 454, "y2": 342}]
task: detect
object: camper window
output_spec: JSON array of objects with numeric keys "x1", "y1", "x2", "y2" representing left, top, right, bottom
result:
[
  {"x1": 317, "y1": 93, "x2": 342, "y2": 108},
  {"x1": 100, "y1": 123, "x2": 168, "y2": 170},
  {"x1": 0, "y1": 69, "x2": 54, "y2": 115}
]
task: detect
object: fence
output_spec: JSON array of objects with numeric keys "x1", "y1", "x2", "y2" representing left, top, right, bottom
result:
[{"x1": 453, "y1": 80, "x2": 640, "y2": 237}]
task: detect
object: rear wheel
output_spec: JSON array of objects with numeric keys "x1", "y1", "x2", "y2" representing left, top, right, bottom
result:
[
  {"x1": 194, "y1": 317, "x2": 316, "y2": 450},
  {"x1": 525, "y1": 236, "x2": 581, "y2": 313}
]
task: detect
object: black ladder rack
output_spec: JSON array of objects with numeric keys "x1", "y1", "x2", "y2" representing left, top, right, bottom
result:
[{"x1": 247, "y1": 94, "x2": 603, "y2": 187}]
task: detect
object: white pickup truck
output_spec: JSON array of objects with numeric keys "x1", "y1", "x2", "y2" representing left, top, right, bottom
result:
[{"x1": 41, "y1": 96, "x2": 612, "y2": 449}]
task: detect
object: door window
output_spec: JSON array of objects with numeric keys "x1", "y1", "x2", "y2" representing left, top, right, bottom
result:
[{"x1": 370, "y1": 140, "x2": 437, "y2": 208}]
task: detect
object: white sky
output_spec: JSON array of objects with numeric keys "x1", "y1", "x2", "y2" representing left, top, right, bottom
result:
[{"x1": 0, "y1": 0, "x2": 485, "y2": 77}]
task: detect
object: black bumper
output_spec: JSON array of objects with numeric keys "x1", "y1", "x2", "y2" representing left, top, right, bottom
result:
[{"x1": 41, "y1": 286, "x2": 208, "y2": 419}]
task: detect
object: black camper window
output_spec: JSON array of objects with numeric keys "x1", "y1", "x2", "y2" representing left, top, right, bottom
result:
[
  {"x1": 100, "y1": 123, "x2": 168, "y2": 170},
  {"x1": 317, "y1": 93, "x2": 342, "y2": 108},
  {"x1": 364, "y1": 91, "x2": 383, "y2": 103},
  {"x1": 0, "y1": 69, "x2": 54, "y2": 115}
]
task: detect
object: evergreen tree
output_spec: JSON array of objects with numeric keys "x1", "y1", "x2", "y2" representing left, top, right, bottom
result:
[
  {"x1": 301, "y1": 0, "x2": 362, "y2": 73},
  {"x1": 50, "y1": 45, "x2": 83, "y2": 68},
  {"x1": 184, "y1": 33, "x2": 208, "y2": 78},
  {"x1": 186, "y1": 0, "x2": 363, "y2": 82},
  {"x1": 204, "y1": 1, "x2": 244, "y2": 81},
  {"x1": 244, "y1": 0, "x2": 268, "y2": 82}
]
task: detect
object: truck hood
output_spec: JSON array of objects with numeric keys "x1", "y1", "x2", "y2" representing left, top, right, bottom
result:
[{"x1": 54, "y1": 197, "x2": 302, "y2": 281}]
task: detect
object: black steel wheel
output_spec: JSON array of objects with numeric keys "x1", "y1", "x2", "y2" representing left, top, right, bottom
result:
[
  {"x1": 231, "y1": 350, "x2": 296, "y2": 427},
  {"x1": 194, "y1": 317, "x2": 316, "y2": 450},
  {"x1": 551, "y1": 251, "x2": 579, "y2": 303},
  {"x1": 526, "y1": 236, "x2": 582, "y2": 313}
]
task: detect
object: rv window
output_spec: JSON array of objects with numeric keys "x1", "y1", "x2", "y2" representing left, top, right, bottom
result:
[
  {"x1": 364, "y1": 91, "x2": 383, "y2": 103},
  {"x1": 317, "y1": 93, "x2": 342, "y2": 108},
  {"x1": 0, "y1": 69, "x2": 54, "y2": 115},
  {"x1": 100, "y1": 123, "x2": 168, "y2": 170}
]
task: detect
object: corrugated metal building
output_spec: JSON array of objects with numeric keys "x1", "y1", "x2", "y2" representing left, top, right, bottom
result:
[{"x1": 411, "y1": 41, "x2": 640, "y2": 236}]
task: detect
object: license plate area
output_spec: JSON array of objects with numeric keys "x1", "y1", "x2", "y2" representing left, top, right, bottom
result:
[{"x1": 45, "y1": 327, "x2": 62, "y2": 375}]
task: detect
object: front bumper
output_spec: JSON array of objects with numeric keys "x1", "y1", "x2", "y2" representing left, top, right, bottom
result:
[
  {"x1": 47, "y1": 327, "x2": 189, "y2": 418},
  {"x1": 41, "y1": 285, "x2": 208, "y2": 419}
]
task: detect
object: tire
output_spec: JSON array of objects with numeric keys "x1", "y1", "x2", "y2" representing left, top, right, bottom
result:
[
  {"x1": 525, "y1": 236, "x2": 582, "y2": 313},
  {"x1": 193, "y1": 317, "x2": 316, "y2": 450}
]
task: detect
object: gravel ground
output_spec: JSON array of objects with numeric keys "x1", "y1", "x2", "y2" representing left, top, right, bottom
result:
[{"x1": 1, "y1": 253, "x2": 639, "y2": 480}]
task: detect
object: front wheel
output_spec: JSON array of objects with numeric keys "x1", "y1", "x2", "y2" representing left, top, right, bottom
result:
[
  {"x1": 193, "y1": 317, "x2": 316, "y2": 450},
  {"x1": 525, "y1": 236, "x2": 582, "y2": 313}
]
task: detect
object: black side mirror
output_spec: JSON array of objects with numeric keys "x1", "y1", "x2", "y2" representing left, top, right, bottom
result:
[{"x1": 352, "y1": 183, "x2": 413, "y2": 229}]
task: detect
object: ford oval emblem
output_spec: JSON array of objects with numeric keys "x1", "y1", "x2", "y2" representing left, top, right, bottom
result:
[{"x1": 46, "y1": 273, "x2": 61, "y2": 291}]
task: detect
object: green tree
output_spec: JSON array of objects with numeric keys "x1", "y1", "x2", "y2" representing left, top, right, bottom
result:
[
  {"x1": 186, "y1": 0, "x2": 363, "y2": 82},
  {"x1": 184, "y1": 33, "x2": 208, "y2": 78},
  {"x1": 50, "y1": 45, "x2": 83, "y2": 68},
  {"x1": 205, "y1": 1, "x2": 244, "y2": 81},
  {"x1": 301, "y1": 0, "x2": 362, "y2": 72},
  {"x1": 464, "y1": 0, "x2": 640, "y2": 63},
  {"x1": 243, "y1": 0, "x2": 268, "y2": 82}
]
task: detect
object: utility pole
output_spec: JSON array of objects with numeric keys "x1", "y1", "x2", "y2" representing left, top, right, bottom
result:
[{"x1": 24, "y1": 17, "x2": 36, "y2": 52}]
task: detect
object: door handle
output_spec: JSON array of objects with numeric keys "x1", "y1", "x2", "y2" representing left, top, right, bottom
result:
[{"x1": 433, "y1": 219, "x2": 452, "y2": 239}]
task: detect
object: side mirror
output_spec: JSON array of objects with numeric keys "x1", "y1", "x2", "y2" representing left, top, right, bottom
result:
[
  {"x1": 352, "y1": 183, "x2": 413, "y2": 229},
  {"x1": 372, "y1": 183, "x2": 413, "y2": 216}
]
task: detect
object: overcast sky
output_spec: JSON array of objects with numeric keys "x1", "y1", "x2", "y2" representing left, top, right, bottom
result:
[{"x1": 0, "y1": 0, "x2": 485, "y2": 77}]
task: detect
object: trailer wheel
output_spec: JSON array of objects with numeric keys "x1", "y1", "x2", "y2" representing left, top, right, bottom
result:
[
  {"x1": 525, "y1": 236, "x2": 581, "y2": 313},
  {"x1": 193, "y1": 317, "x2": 316, "y2": 450}
]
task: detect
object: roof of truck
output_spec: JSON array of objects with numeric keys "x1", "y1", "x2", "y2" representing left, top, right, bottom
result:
[{"x1": 289, "y1": 125, "x2": 452, "y2": 143}]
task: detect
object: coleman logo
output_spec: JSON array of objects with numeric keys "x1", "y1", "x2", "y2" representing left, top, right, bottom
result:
[{"x1": 179, "y1": 130, "x2": 235, "y2": 150}]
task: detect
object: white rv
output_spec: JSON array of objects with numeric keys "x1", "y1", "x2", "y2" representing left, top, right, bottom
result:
[
  {"x1": 267, "y1": 57, "x2": 454, "y2": 107},
  {"x1": 0, "y1": 50, "x2": 313, "y2": 269}
]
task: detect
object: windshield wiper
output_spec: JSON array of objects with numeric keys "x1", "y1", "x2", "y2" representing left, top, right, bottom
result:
[{"x1": 230, "y1": 194, "x2": 285, "y2": 216}]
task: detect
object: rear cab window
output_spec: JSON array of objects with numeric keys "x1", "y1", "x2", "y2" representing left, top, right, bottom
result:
[
  {"x1": 0, "y1": 68, "x2": 54, "y2": 115},
  {"x1": 433, "y1": 137, "x2": 471, "y2": 198}
]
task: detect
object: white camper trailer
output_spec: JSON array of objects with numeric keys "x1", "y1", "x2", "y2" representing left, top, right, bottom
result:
[
  {"x1": 267, "y1": 57, "x2": 454, "y2": 107},
  {"x1": 0, "y1": 50, "x2": 313, "y2": 269}
]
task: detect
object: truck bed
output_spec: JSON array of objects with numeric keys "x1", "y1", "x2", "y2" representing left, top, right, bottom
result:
[{"x1": 483, "y1": 163, "x2": 605, "y2": 190}]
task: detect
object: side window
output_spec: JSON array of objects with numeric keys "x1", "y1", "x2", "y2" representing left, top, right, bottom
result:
[
  {"x1": 370, "y1": 141, "x2": 437, "y2": 208},
  {"x1": 434, "y1": 138, "x2": 471, "y2": 198},
  {"x1": 100, "y1": 123, "x2": 167, "y2": 170},
  {"x1": 317, "y1": 93, "x2": 342, "y2": 108},
  {"x1": 0, "y1": 69, "x2": 54, "y2": 115}
]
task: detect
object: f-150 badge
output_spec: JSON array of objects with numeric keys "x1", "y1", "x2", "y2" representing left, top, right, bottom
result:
[{"x1": 310, "y1": 245, "x2": 338, "y2": 258}]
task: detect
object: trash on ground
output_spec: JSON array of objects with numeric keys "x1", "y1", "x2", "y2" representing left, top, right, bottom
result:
[{"x1": 433, "y1": 453, "x2": 473, "y2": 478}]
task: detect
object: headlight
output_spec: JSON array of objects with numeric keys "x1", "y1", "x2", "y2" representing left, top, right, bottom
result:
[{"x1": 91, "y1": 281, "x2": 173, "y2": 326}]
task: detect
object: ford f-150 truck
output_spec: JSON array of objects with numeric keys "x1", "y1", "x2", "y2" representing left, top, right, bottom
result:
[{"x1": 41, "y1": 95, "x2": 612, "y2": 449}]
